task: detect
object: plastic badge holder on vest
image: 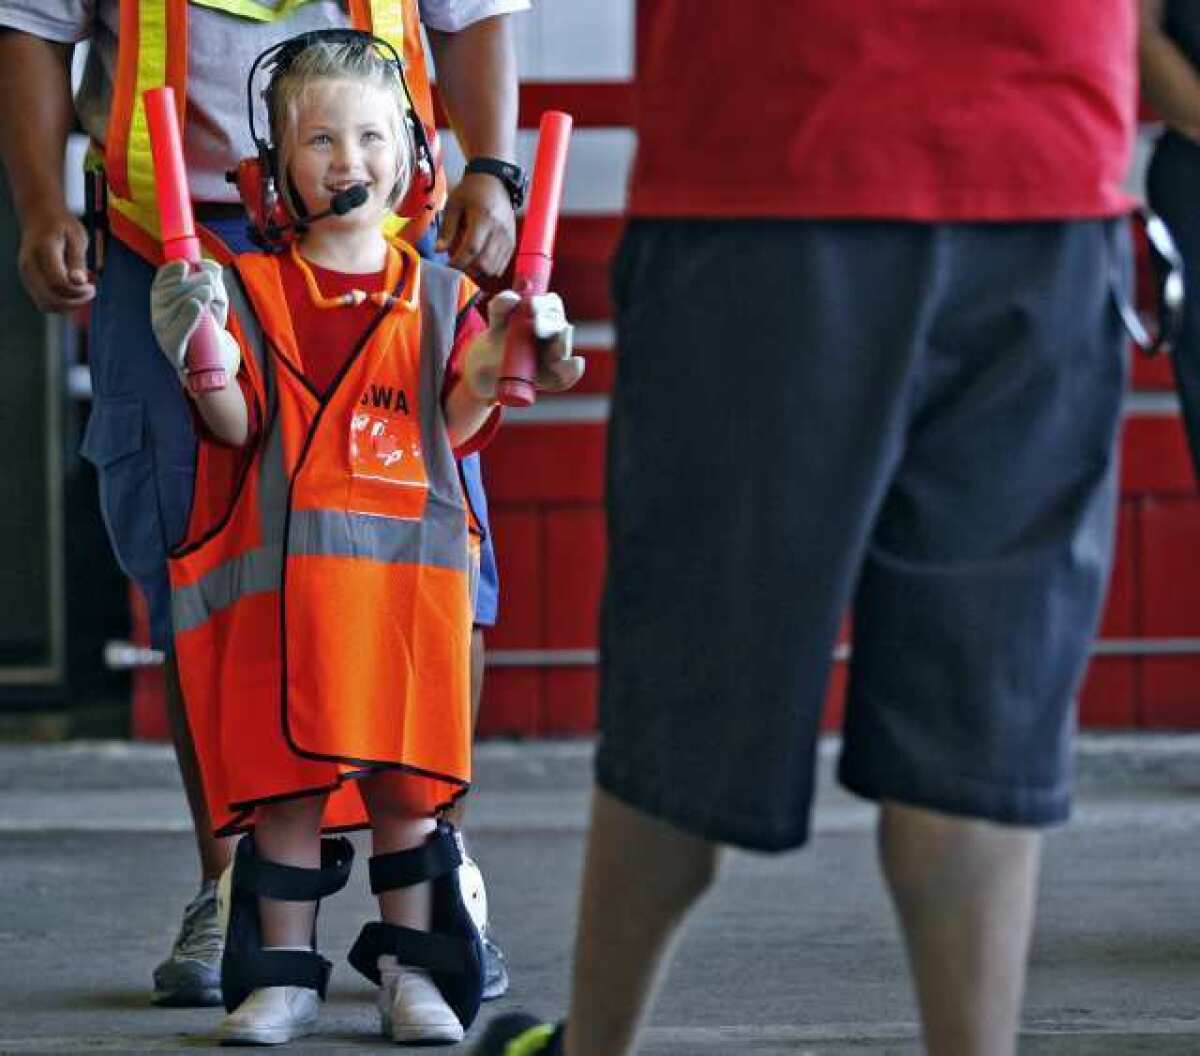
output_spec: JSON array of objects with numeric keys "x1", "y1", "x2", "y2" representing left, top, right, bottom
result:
[
  {"x1": 143, "y1": 87, "x2": 229, "y2": 393},
  {"x1": 497, "y1": 111, "x2": 573, "y2": 408}
]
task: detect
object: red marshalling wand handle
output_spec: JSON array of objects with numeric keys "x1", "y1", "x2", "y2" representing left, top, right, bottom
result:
[
  {"x1": 144, "y1": 86, "x2": 228, "y2": 393},
  {"x1": 497, "y1": 111, "x2": 573, "y2": 408}
]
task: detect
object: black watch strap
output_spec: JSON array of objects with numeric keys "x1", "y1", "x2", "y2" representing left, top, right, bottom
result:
[{"x1": 464, "y1": 156, "x2": 528, "y2": 209}]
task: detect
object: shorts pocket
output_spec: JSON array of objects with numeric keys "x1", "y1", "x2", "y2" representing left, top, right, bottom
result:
[{"x1": 80, "y1": 397, "x2": 167, "y2": 586}]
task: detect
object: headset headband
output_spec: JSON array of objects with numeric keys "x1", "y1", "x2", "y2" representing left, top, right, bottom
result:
[
  {"x1": 233, "y1": 28, "x2": 439, "y2": 251},
  {"x1": 245, "y1": 28, "x2": 432, "y2": 184}
]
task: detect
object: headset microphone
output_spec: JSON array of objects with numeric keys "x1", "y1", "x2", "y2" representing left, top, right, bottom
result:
[
  {"x1": 292, "y1": 183, "x2": 369, "y2": 226},
  {"x1": 326, "y1": 184, "x2": 369, "y2": 216},
  {"x1": 256, "y1": 183, "x2": 369, "y2": 244}
]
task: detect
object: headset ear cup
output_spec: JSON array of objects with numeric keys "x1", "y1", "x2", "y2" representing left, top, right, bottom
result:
[
  {"x1": 229, "y1": 156, "x2": 272, "y2": 248},
  {"x1": 262, "y1": 144, "x2": 279, "y2": 212},
  {"x1": 412, "y1": 114, "x2": 437, "y2": 191},
  {"x1": 228, "y1": 145, "x2": 294, "y2": 250},
  {"x1": 261, "y1": 145, "x2": 294, "y2": 242}
]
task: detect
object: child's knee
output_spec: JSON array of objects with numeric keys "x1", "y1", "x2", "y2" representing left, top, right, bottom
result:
[
  {"x1": 256, "y1": 793, "x2": 326, "y2": 832},
  {"x1": 360, "y1": 771, "x2": 443, "y2": 827}
]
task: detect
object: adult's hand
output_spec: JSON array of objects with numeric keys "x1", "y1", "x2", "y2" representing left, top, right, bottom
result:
[
  {"x1": 18, "y1": 205, "x2": 95, "y2": 313},
  {"x1": 436, "y1": 170, "x2": 517, "y2": 281}
]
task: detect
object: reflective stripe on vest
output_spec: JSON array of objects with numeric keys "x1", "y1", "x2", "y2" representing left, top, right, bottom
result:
[
  {"x1": 190, "y1": 0, "x2": 312, "y2": 21},
  {"x1": 172, "y1": 507, "x2": 472, "y2": 634},
  {"x1": 104, "y1": 0, "x2": 430, "y2": 262},
  {"x1": 169, "y1": 252, "x2": 468, "y2": 636}
]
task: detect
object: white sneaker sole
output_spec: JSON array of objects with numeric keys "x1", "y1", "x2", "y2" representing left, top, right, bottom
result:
[
  {"x1": 216, "y1": 1018, "x2": 317, "y2": 1046},
  {"x1": 381, "y1": 1007, "x2": 465, "y2": 1045},
  {"x1": 387, "y1": 1020, "x2": 465, "y2": 1045}
]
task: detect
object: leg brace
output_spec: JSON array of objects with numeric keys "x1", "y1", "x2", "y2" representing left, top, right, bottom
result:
[
  {"x1": 219, "y1": 834, "x2": 354, "y2": 1012},
  {"x1": 348, "y1": 821, "x2": 484, "y2": 1030}
]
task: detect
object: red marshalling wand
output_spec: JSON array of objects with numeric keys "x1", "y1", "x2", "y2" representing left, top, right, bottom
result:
[
  {"x1": 144, "y1": 86, "x2": 229, "y2": 393},
  {"x1": 497, "y1": 111, "x2": 573, "y2": 408}
]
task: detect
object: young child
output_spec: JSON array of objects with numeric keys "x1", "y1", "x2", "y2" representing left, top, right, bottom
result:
[{"x1": 148, "y1": 33, "x2": 581, "y2": 1047}]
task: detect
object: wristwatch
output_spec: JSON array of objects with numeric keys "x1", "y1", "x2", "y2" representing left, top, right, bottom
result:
[{"x1": 463, "y1": 157, "x2": 528, "y2": 209}]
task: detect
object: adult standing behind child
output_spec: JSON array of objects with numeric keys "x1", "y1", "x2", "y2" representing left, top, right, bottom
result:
[
  {"x1": 0, "y1": 0, "x2": 527, "y2": 1008},
  {"x1": 149, "y1": 32, "x2": 581, "y2": 1046}
]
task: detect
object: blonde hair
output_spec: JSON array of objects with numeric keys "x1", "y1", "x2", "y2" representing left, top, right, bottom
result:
[{"x1": 268, "y1": 40, "x2": 416, "y2": 218}]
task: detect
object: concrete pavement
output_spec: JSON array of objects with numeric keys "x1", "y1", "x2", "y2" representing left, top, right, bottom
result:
[{"x1": 0, "y1": 735, "x2": 1197, "y2": 1055}]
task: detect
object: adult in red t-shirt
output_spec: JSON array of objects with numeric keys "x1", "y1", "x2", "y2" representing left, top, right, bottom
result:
[{"x1": 475, "y1": 6, "x2": 1138, "y2": 1056}]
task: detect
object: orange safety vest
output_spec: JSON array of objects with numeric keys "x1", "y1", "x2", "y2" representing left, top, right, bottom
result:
[
  {"x1": 168, "y1": 243, "x2": 476, "y2": 835},
  {"x1": 102, "y1": 0, "x2": 441, "y2": 263}
]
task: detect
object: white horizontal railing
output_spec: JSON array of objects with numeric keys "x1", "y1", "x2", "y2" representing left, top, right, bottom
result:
[
  {"x1": 502, "y1": 389, "x2": 1192, "y2": 428},
  {"x1": 483, "y1": 638, "x2": 1200, "y2": 670}
]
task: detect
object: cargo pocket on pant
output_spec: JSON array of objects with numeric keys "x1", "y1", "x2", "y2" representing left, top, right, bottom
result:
[{"x1": 80, "y1": 397, "x2": 166, "y2": 589}]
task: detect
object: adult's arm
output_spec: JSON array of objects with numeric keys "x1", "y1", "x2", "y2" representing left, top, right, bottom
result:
[
  {"x1": 1139, "y1": 0, "x2": 1200, "y2": 142},
  {"x1": 0, "y1": 29, "x2": 94, "y2": 311},
  {"x1": 427, "y1": 14, "x2": 520, "y2": 279}
]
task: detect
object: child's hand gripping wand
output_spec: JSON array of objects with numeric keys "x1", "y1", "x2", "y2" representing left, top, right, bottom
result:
[
  {"x1": 496, "y1": 111, "x2": 573, "y2": 408},
  {"x1": 144, "y1": 86, "x2": 228, "y2": 393}
]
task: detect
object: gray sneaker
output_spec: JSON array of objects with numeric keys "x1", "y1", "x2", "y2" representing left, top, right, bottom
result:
[
  {"x1": 151, "y1": 880, "x2": 224, "y2": 1007},
  {"x1": 481, "y1": 932, "x2": 510, "y2": 1001}
]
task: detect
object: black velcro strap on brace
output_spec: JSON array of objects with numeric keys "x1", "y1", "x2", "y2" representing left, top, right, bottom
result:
[
  {"x1": 227, "y1": 949, "x2": 333, "y2": 999},
  {"x1": 368, "y1": 826, "x2": 461, "y2": 894},
  {"x1": 233, "y1": 835, "x2": 354, "y2": 902},
  {"x1": 348, "y1": 921, "x2": 471, "y2": 986}
]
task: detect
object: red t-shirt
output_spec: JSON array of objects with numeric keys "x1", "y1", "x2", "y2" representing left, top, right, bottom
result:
[
  {"x1": 277, "y1": 250, "x2": 497, "y2": 457},
  {"x1": 629, "y1": 2, "x2": 1136, "y2": 221}
]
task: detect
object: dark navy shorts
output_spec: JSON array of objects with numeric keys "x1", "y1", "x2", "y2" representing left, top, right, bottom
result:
[
  {"x1": 596, "y1": 218, "x2": 1130, "y2": 851},
  {"x1": 81, "y1": 218, "x2": 498, "y2": 649}
]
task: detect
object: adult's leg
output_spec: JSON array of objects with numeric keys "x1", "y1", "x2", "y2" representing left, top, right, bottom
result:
[
  {"x1": 571, "y1": 221, "x2": 934, "y2": 1055},
  {"x1": 443, "y1": 626, "x2": 484, "y2": 830},
  {"x1": 562, "y1": 788, "x2": 720, "y2": 1056},
  {"x1": 445, "y1": 447, "x2": 496, "y2": 831},
  {"x1": 443, "y1": 455, "x2": 511, "y2": 996},
  {"x1": 470, "y1": 627, "x2": 485, "y2": 729},
  {"x1": 163, "y1": 654, "x2": 234, "y2": 880},
  {"x1": 880, "y1": 803, "x2": 1041, "y2": 1056},
  {"x1": 83, "y1": 235, "x2": 232, "y2": 1003},
  {"x1": 840, "y1": 220, "x2": 1128, "y2": 1056}
]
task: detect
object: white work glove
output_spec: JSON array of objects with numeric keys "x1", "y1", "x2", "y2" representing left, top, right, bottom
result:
[
  {"x1": 150, "y1": 259, "x2": 240, "y2": 382},
  {"x1": 463, "y1": 291, "x2": 584, "y2": 402}
]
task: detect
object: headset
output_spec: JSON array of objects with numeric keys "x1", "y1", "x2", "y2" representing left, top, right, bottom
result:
[{"x1": 227, "y1": 28, "x2": 443, "y2": 251}]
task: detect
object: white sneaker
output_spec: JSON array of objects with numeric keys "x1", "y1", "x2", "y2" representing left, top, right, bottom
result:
[
  {"x1": 216, "y1": 986, "x2": 320, "y2": 1046},
  {"x1": 378, "y1": 963, "x2": 464, "y2": 1045}
]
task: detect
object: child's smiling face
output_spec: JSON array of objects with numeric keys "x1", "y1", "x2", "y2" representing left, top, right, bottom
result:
[{"x1": 285, "y1": 77, "x2": 407, "y2": 231}]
